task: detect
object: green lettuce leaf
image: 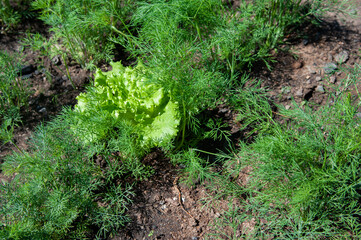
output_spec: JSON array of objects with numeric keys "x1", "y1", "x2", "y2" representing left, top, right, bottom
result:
[{"x1": 74, "y1": 61, "x2": 180, "y2": 149}]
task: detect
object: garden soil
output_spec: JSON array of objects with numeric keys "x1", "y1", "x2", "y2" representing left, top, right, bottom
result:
[{"x1": 1, "y1": 3, "x2": 361, "y2": 239}]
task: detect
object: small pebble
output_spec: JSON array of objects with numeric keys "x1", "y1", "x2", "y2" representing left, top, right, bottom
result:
[
  {"x1": 295, "y1": 88, "x2": 303, "y2": 97},
  {"x1": 282, "y1": 87, "x2": 291, "y2": 94},
  {"x1": 292, "y1": 61, "x2": 303, "y2": 69},
  {"x1": 349, "y1": 9, "x2": 357, "y2": 15},
  {"x1": 316, "y1": 85, "x2": 325, "y2": 93},
  {"x1": 307, "y1": 66, "x2": 316, "y2": 74},
  {"x1": 20, "y1": 65, "x2": 35, "y2": 75},
  {"x1": 38, "y1": 107, "x2": 47, "y2": 113},
  {"x1": 334, "y1": 50, "x2": 349, "y2": 63},
  {"x1": 179, "y1": 164, "x2": 186, "y2": 168},
  {"x1": 52, "y1": 55, "x2": 61, "y2": 65},
  {"x1": 355, "y1": 113, "x2": 361, "y2": 119},
  {"x1": 327, "y1": 53, "x2": 333, "y2": 61},
  {"x1": 330, "y1": 76, "x2": 336, "y2": 84},
  {"x1": 21, "y1": 73, "x2": 33, "y2": 80},
  {"x1": 285, "y1": 105, "x2": 291, "y2": 110},
  {"x1": 28, "y1": 99, "x2": 36, "y2": 105},
  {"x1": 315, "y1": 76, "x2": 322, "y2": 81},
  {"x1": 324, "y1": 63, "x2": 337, "y2": 74},
  {"x1": 189, "y1": 218, "x2": 198, "y2": 227}
]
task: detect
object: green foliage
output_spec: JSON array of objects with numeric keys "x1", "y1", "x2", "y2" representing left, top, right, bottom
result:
[
  {"x1": 203, "y1": 118, "x2": 231, "y2": 144},
  {"x1": 210, "y1": 63, "x2": 361, "y2": 238},
  {"x1": 229, "y1": 75, "x2": 274, "y2": 137},
  {"x1": 0, "y1": 110, "x2": 152, "y2": 238},
  {"x1": 210, "y1": 0, "x2": 314, "y2": 75},
  {"x1": 0, "y1": 0, "x2": 20, "y2": 33},
  {"x1": 21, "y1": 32, "x2": 54, "y2": 58},
  {"x1": 129, "y1": 0, "x2": 315, "y2": 78},
  {"x1": 124, "y1": 0, "x2": 325, "y2": 147},
  {"x1": 0, "y1": 51, "x2": 31, "y2": 146},
  {"x1": 0, "y1": 0, "x2": 35, "y2": 33},
  {"x1": 20, "y1": 31, "x2": 78, "y2": 88},
  {"x1": 171, "y1": 149, "x2": 216, "y2": 186},
  {"x1": 1, "y1": 0, "x2": 358, "y2": 238},
  {"x1": 131, "y1": 0, "x2": 223, "y2": 42},
  {"x1": 125, "y1": 0, "x2": 230, "y2": 148},
  {"x1": 308, "y1": 0, "x2": 357, "y2": 19},
  {"x1": 31, "y1": 0, "x2": 136, "y2": 69},
  {"x1": 0, "y1": 51, "x2": 29, "y2": 115},
  {"x1": 74, "y1": 61, "x2": 180, "y2": 150},
  {"x1": 0, "y1": 0, "x2": 33, "y2": 33}
]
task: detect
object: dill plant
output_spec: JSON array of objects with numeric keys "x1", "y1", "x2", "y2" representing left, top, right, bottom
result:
[
  {"x1": 120, "y1": 0, "x2": 323, "y2": 186},
  {"x1": 31, "y1": 0, "x2": 136, "y2": 69},
  {"x1": 207, "y1": 63, "x2": 361, "y2": 238},
  {"x1": 0, "y1": 108, "x2": 152, "y2": 239},
  {"x1": 209, "y1": 0, "x2": 317, "y2": 76},
  {"x1": 208, "y1": 0, "x2": 354, "y2": 77},
  {"x1": 0, "y1": 52, "x2": 29, "y2": 119},
  {"x1": 124, "y1": 0, "x2": 230, "y2": 148},
  {"x1": 0, "y1": 51, "x2": 31, "y2": 147},
  {"x1": 0, "y1": 0, "x2": 20, "y2": 32},
  {"x1": 0, "y1": 0, "x2": 33, "y2": 33},
  {"x1": 1, "y1": 0, "x2": 357, "y2": 238},
  {"x1": 123, "y1": 0, "x2": 328, "y2": 147}
]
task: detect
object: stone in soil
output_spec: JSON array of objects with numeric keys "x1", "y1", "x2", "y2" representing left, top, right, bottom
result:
[
  {"x1": 334, "y1": 50, "x2": 349, "y2": 63},
  {"x1": 38, "y1": 107, "x2": 47, "y2": 113},
  {"x1": 329, "y1": 76, "x2": 337, "y2": 84},
  {"x1": 295, "y1": 88, "x2": 303, "y2": 97},
  {"x1": 324, "y1": 63, "x2": 338, "y2": 74},
  {"x1": 292, "y1": 61, "x2": 303, "y2": 69},
  {"x1": 52, "y1": 55, "x2": 61, "y2": 65},
  {"x1": 307, "y1": 65, "x2": 316, "y2": 74},
  {"x1": 21, "y1": 73, "x2": 33, "y2": 79},
  {"x1": 20, "y1": 64, "x2": 35, "y2": 75},
  {"x1": 316, "y1": 85, "x2": 325, "y2": 93}
]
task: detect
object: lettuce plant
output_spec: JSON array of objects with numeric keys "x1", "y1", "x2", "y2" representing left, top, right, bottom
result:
[{"x1": 74, "y1": 61, "x2": 180, "y2": 150}]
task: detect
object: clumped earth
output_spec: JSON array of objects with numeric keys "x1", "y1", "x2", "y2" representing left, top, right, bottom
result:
[{"x1": 1, "y1": 4, "x2": 361, "y2": 240}]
